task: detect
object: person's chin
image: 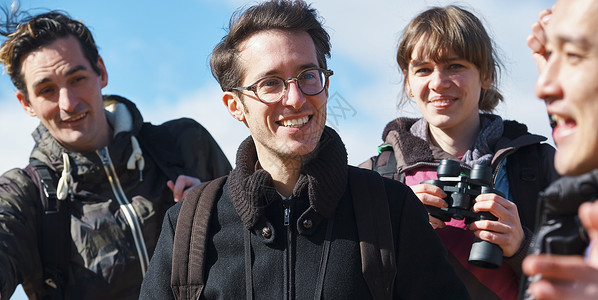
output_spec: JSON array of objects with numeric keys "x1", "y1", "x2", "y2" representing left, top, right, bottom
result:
[
  {"x1": 555, "y1": 149, "x2": 594, "y2": 176},
  {"x1": 283, "y1": 139, "x2": 317, "y2": 156}
]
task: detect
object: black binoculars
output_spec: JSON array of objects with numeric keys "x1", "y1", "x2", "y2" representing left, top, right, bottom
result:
[{"x1": 422, "y1": 159, "x2": 503, "y2": 269}]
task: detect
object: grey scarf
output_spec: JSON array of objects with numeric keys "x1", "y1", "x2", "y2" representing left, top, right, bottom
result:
[{"x1": 410, "y1": 114, "x2": 504, "y2": 167}]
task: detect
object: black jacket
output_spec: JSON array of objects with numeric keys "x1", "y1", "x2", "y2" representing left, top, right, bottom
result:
[{"x1": 141, "y1": 127, "x2": 470, "y2": 299}]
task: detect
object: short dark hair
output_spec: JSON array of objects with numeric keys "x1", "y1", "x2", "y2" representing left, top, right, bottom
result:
[
  {"x1": 396, "y1": 5, "x2": 503, "y2": 112},
  {"x1": 0, "y1": 8, "x2": 100, "y2": 97},
  {"x1": 210, "y1": 0, "x2": 331, "y2": 92}
]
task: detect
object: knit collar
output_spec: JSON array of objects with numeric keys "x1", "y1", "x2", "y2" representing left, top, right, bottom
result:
[{"x1": 228, "y1": 126, "x2": 348, "y2": 229}]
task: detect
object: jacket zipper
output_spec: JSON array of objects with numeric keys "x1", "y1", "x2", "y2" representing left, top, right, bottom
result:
[
  {"x1": 283, "y1": 198, "x2": 294, "y2": 300},
  {"x1": 97, "y1": 147, "x2": 150, "y2": 276},
  {"x1": 491, "y1": 148, "x2": 518, "y2": 185}
]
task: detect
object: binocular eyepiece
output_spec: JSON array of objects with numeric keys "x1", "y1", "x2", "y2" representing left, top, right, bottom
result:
[{"x1": 423, "y1": 159, "x2": 504, "y2": 269}]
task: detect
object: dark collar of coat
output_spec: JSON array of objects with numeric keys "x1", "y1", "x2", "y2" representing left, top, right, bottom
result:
[{"x1": 228, "y1": 126, "x2": 348, "y2": 229}]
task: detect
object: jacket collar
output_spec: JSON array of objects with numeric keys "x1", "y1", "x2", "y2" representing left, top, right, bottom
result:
[
  {"x1": 382, "y1": 115, "x2": 548, "y2": 172},
  {"x1": 29, "y1": 95, "x2": 144, "y2": 174},
  {"x1": 228, "y1": 126, "x2": 348, "y2": 229}
]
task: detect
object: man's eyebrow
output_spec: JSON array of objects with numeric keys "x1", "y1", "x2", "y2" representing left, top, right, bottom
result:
[
  {"x1": 554, "y1": 33, "x2": 592, "y2": 51},
  {"x1": 298, "y1": 63, "x2": 319, "y2": 71},
  {"x1": 32, "y1": 77, "x2": 51, "y2": 89},
  {"x1": 257, "y1": 63, "x2": 320, "y2": 78},
  {"x1": 65, "y1": 65, "x2": 88, "y2": 76},
  {"x1": 32, "y1": 65, "x2": 88, "y2": 89},
  {"x1": 568, "y1": 37, "x2": 591, "y2": 50}
]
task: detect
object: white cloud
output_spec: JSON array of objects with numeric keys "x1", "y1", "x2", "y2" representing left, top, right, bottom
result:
[
  {"x1": 0, "y1": 86, "x2": 38, "y2": 173},
  {"x1": 0, "y1": 0, "x2": 556, "y2": 175}
]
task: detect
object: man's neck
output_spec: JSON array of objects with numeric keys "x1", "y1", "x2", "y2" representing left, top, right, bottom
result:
[
  {"x1": 60, "y1": 124, "x2": 113, "y2": 153},
  {"x1": 257, "y1": 154, "x2": 302, "y2": 199}
]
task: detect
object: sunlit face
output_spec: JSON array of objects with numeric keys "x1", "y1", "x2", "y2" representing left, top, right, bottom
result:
[
  {"x1": 17, "y1": 35, "x2": 110, "y2": 152},
  {"x1": 535, "y1": 0, "x2": 598, "y2": 176},
  {"x1": 223, "y1": 30, "x2": 328, "y2": 163},
  {"x1": 406, "y1": 41, "x2": 490, "y2": 134}
]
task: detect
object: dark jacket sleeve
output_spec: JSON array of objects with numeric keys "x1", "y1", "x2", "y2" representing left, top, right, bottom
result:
[
  {"x1": 169, "y1": 118, "x2": 232, "y2": 181},
  {"x1": 140, "y1": 118, "x2": 232, "y2": 182},
  {"x1": 140, "y1": 202, "x2": 182, "y2": 300},
  {"x1": 384, "y1": 178, "x2": 471, "y2": 299},
  {"x1": 539, "y1": 143, "x2": 560, "y2": 190},
  {"x1": 0, "y1": 168, "x2": 44, "y2": 299}
]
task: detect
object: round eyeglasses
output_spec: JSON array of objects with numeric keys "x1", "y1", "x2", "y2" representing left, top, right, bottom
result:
[{"x1": 230, "y1": 68, "x2": 333, "y2": 104}]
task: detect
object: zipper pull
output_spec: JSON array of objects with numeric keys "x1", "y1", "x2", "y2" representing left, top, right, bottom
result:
[
  {"x1": 97, "y1": 148, "x2": 110, "y2": 165},
  {"x1": 284, "y1": 207, "x2": 290, "y2": 226}
]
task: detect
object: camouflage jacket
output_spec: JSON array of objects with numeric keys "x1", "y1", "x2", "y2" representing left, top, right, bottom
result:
[{"x1": 0, "y1": 95, "x2": 231, "y2": 299}]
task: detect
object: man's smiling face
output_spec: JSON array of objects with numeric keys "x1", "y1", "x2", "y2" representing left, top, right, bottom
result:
[
  {"x1": 535, "y1": 0, "x2": 598, "y2": 176},
  {"x1": 17, "y1": 35, "x2": 110, "y2": 152}
]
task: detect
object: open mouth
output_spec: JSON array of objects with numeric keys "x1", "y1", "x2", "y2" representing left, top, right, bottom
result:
[
  {"x1": 549, "y1": 113, "x2": 576, "y2": 129},
  {"x1": 62, "y1": 112, "x2": 88, "y2": 123},
  {"x1": 277, "y1": 115, "x2": 310, "y2": 128},
  {"x1": 548, "y1": 113, "x2": 556, "y2": 129},
  {"x1": 549, "y1": 113, "x2": 577, "y2": 144}
]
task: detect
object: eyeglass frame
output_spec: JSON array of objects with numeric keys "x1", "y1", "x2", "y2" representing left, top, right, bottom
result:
[{"x1": 229, "y1": 68, "x2": 334, "y2": 104}]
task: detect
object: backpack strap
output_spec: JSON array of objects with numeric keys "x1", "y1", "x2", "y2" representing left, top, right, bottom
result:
[
  {"x1": 171, "y1": 176, "x2": 227, "y2": 300},
  {"x1": 505, "y1": 144, "x2": 555, "y2": 231},
  {"x1": 171, "y1": 169, "x2": 396, "y2": 300},
  {"x1": 348, "y1": 166, "x2": 397, "y2": 299},
  {"x1": 24, "y1": 160, "x2": 71, "y2": 299},
  {"x1": 372, "y1": 147, "x2": 398, "y2": 179}
]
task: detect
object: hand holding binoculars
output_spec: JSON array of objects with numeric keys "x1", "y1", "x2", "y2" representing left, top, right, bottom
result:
[{"x1": 422, "y1": 159, "x2": 504, "y2": 269}]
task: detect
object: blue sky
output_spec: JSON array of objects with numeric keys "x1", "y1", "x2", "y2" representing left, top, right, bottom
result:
[{"x1": 1, "y1": 0, "x2": 553, "y2": 298}]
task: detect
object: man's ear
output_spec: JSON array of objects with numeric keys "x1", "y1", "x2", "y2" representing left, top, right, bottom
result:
[
  {"x1": 96, "y1": 56, "x2": 108, "y2": 88},
  {"x1": 16, "y1": 90, "x2": 36, "y2": 117},
  {"x1": 223, "y1": 91, "x2": 246, "y2": 122}
]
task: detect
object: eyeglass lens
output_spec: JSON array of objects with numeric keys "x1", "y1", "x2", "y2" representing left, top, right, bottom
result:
[{"x1": 256, "y1": 69, "x2": 326, "y2": 103}]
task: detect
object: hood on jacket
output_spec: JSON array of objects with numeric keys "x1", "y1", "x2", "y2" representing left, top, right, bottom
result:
[{"x1": 28, "y1": 95, "x2": 144, "y2": 173}]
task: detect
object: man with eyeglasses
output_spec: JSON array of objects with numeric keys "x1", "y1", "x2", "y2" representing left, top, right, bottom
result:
[{"x1": 140, "y1": 0, "x2": 469, "y2": 299}]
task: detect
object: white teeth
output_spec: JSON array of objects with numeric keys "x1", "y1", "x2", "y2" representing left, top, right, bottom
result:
[
  {"x1": 551, "y1": 114, "x2": 560, "y2": 123},
  {"x1": 550, "y1": 114, "x2": 569, "y2": 125},
  {"x1": 280, "y1": 116, "x2": 309, "y2": 128},
  {"x1": 64, "y1": 112, "x2": 86, "y2": 122},
  {"x1": 430, "y1": 99, "x2": 452, "y2": 104}
]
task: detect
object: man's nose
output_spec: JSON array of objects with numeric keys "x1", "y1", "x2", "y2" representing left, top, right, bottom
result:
[
  {"x1": 535, "y1": 57, "x2": 563, "y2": 103},
  {"x1": 282, "y1": 79, "x2": 307, "y2": 110},
  {"x1": 58, "y1": 88, "x2": 78, "y2": 112}
]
